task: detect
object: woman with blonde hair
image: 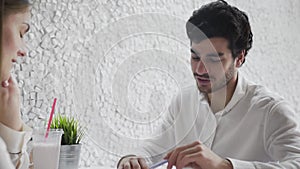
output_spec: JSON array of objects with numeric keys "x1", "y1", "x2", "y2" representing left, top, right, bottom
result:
[{"x1": 0, "y1": 0, "x2": 32, "y2": 168}]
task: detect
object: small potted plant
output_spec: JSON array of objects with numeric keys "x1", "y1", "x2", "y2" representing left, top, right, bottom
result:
[{"x1": 50, "y1": 114, "x2": 84, "y2": 169}]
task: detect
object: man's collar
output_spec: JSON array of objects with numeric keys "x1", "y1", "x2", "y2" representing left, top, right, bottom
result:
[{"x1": 223, "y1": 73, "x2": 247, "y2": 113}]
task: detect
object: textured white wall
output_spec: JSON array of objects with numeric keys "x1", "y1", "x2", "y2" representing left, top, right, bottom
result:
[{"x1": 16, "y1": 0, "x2": 299, "y2": 167}]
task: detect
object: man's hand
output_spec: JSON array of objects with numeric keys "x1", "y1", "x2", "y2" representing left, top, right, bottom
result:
[
  {"x1": 0, "y1": 75, "x2": 23, "y2": 131},
  {"x1": 164, "y1": 141, "x2": 233, "y2": 169},
  {"x1": 117, "y1": 155, "x2": 149, "y2": 169}
]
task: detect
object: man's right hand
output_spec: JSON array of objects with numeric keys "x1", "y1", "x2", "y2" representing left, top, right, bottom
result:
[{"x1": 117, "y1": 155, "x2": 149, "y2": 169}]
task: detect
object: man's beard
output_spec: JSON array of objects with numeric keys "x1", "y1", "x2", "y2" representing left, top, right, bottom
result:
[{"x1": 196, "y1": 62, "x2": 235, "y2": 94}]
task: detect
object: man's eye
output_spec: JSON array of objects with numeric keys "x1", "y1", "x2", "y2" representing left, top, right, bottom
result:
[
  {"x1": 192, "y1": 57, "x2": 200, "y2": 61},
  {"x1": 191, "y1": 54, "x2": 200, "y2": 60}
]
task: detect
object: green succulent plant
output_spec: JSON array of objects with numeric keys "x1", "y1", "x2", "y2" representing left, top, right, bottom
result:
[{"x1": 50, "y1": 114, "x2": 84, "y2": 145}]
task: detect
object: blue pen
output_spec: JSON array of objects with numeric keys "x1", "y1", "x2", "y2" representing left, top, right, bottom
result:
[{"x1": 150, "y1": 159, "x2": 168, "y2": 169}]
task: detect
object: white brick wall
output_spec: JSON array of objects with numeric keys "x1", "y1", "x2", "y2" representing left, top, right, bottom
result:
[{"x1": 17, "y1": 0, "x2": 300, "y2": 167}]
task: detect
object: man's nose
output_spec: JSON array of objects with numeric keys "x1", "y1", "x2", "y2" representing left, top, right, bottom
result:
[{"x1": 195, "y1": 60, "x2": 208, "y2": 74}]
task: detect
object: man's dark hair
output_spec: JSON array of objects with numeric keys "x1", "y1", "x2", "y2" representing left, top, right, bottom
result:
[{"x1": 186, "y1": 0, "x2": 253, "y2": 64}]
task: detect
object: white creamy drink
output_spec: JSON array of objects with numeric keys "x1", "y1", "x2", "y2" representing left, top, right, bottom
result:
[
  {"x1": 33, "y1": 142, "x2": 60, "y2": 169},
  {"x1": 32, "y1": 129, "x2": 63, "y2": 169}
]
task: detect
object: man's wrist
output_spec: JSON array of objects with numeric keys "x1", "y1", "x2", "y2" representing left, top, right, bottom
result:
[{"x1": 117, "y1": 154, "x2": 136, "y2": 168}]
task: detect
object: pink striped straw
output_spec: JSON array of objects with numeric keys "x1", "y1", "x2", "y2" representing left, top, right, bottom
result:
[{"x1": 45, "y1": 98, "x2": 57, "y2": 139}]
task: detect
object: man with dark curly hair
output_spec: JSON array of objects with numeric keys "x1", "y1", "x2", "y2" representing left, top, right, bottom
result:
[{"x1": 117, "y1": 1, "x2": 300, "y2": 169}]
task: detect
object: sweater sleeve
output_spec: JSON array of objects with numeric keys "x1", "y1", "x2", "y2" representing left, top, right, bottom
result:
[
  {"x1": 0, "y1": 137, "x2": 15, "y2": 169},
  {"x1": 0, "y1": 122, "x2": 32, "y2": 169}
]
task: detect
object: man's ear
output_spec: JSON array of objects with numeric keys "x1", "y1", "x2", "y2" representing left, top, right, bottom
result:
[{"x1": 236, "y1": 50, "x2": 245, "y2": 68}]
